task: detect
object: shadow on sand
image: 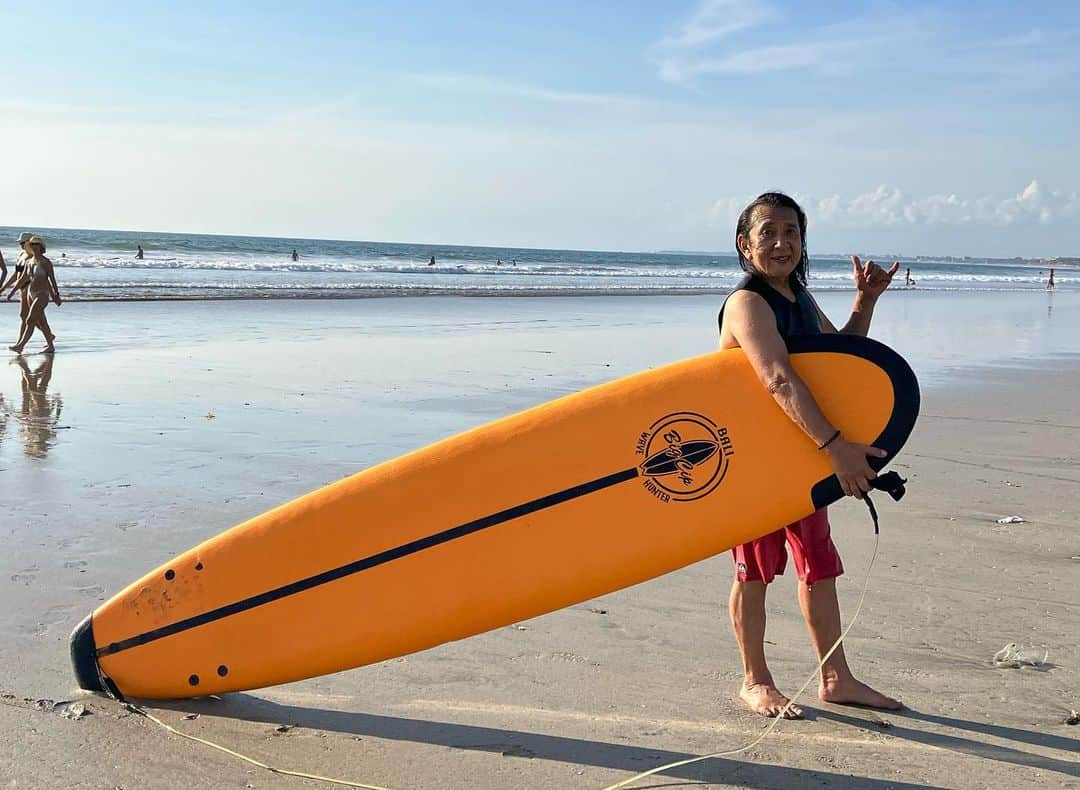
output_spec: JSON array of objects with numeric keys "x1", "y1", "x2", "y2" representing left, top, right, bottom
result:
[
  {"x1": 813, "y1": 707, "x2": 1078, "y2": 778},
  {"x1": 154, "y1": 694, "x2": 961, "y2": 789}
]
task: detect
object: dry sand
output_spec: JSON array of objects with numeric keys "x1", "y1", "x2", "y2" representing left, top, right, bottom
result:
[{"x1": 0, "y1": 296, "x2": 1077, "y2": 789}]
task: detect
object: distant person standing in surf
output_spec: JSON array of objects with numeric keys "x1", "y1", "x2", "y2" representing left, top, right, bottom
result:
[
  {"x1": 8, "y1": 235, "x2": 61, "y2": 354},
  {"x1": 1046, "y1": 268, "x2": 1055, "y2": 290},
  {"x1": 717, "y1": 192, "x2": 901, "y2": 719}
]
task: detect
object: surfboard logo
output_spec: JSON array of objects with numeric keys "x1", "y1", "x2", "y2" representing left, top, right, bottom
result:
[{"x1": 636, "y1": 412, "x2": 733, "y2": 502}]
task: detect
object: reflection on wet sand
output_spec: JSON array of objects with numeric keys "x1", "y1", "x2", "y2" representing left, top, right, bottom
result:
[
  {"x1": 13, "y1": 355, "x2": 63, "y2": 459},
  {"x1": 0, "y1": 390, "x2": 6, "y2": 455}
]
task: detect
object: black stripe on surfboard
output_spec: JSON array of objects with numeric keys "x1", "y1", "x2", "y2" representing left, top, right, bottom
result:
[{"x1": 97, "y1": 466, "x2": 642, "y2": 658}]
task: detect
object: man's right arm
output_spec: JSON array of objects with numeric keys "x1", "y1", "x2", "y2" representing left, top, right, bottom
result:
[{"x1": 725, "y1": 290, "x2": 883, "y2": 497}]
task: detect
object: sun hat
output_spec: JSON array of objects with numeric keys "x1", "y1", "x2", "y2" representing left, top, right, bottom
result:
[
  {"x1": 17, "y1": 232, "x2": 32, "y2": 243},
  {"x1": 27, "y1": 235, "x2": 45, "y2": 246}
]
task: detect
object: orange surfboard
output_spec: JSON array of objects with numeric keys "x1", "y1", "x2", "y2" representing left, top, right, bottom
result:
[{"x1": 71, "y1": 334, "x2": 918, "y2": 700}]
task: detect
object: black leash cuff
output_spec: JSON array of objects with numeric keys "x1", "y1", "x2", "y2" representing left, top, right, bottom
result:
[{"x1": 863, "y1": 471, "x2": 907, "y2": 535}]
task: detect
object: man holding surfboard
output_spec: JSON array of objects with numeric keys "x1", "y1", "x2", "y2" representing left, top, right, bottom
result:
[{"x1": 719, "y1": 192, "x2": 902, "y2": 719}]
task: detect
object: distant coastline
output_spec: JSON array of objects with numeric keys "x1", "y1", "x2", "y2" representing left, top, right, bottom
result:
[{"x1": 2, "y1": 227, "x2": 1075, "y2": 266}]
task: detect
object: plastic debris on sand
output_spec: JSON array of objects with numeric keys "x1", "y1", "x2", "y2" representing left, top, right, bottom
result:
[{"x1": 992, "y1": 643, "x2": 1048, "y2": 669}]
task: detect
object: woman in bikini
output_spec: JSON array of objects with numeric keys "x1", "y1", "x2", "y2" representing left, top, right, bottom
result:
[
  {"x1": 2, "y1": 232, "x2": 34, "y2": 345},
  {"x1": 8, "y1": 235, "x2": 61, "y2": 354}
]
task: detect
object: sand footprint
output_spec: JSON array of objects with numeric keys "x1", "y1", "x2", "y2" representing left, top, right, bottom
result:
[
  {"x1": 75, "y1": 584, "x2": 106, "y2": 599},
  {"x1": 20, "y1": 604, "x2": 78, "y2": 637},
  {"x1": 10, "y1": 566, "x2": 40, "y2": 585}
]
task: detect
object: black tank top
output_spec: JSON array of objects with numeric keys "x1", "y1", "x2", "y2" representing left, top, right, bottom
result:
[{"x1": 718, "y1": 274, "x2": 823, "y2": 339}]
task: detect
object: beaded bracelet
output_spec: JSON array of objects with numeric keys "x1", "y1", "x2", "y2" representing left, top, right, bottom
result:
[{"x1": 817, "y1": 429, "x2": 841, "y2": 451}]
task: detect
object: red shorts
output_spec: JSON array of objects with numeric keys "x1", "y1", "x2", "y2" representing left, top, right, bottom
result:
[{"x1": 732, "y1": 508, "x2": 843, "y2": 586}]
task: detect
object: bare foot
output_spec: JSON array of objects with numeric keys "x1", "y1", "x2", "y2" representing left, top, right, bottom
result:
[
  {"x1": 740, "y1": 682, "x2": 804, "y2": 719},
  {"x1": 42, "y1": 346, "x2": 55, "y2": 354},
  {"x1": 9, "y1": 345, "x2": 23, "y2": 354},
  {"x1": 820, "y1": 677, "x2": 901, "y2": 709}
]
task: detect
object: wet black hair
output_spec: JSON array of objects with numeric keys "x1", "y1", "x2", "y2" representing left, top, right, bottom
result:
[{"x1": 735, "y1": 192, "x2": 809, "y2": 287}]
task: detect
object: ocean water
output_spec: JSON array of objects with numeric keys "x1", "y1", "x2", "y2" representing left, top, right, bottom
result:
[{"x1": 1, "y1": 226, "x2": 1072, "y2": 301}]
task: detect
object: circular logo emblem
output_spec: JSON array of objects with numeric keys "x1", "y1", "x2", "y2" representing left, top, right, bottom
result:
[{"x1": 636, "y1": 412, "x2": 733, "y2": 502}]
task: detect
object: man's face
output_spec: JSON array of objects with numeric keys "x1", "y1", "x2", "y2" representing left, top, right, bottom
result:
[{"x1": 739, "y1": 206, "x2": 802, "y2": 282}]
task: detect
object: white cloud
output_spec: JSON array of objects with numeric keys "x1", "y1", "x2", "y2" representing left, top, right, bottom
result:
[
  {"x1": 653, "y1": 5, "x2": 932, "y2": 84},
  {"x1": 667, "y1": 41, "x2": 846, "y2": 79},
  {"x1": 706, "y1": 181, "x2": 1080, "y2": 238},
  {"x1": 403, "y1": 72, "x2": 650, "y2": 112},
  {"x1": 801, "y1": 181, "x2": 1080, "y2": 227},
  {"x1": 989, "y1": 27, "x2": 1079, "y2": 49},
  {"x1": 653, "y1": 0, "x2": 784, "y2": 82},
  {"x1": 658, "y1": 0, "x2": 780, "y2": 49}
]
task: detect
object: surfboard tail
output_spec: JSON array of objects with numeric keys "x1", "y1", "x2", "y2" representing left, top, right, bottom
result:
[{"x1": 70, "y1": 615, "x2": 106, "y2": 693}]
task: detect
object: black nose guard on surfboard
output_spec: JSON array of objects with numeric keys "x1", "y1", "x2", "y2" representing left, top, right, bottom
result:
[{"x1": 70, "y1": 615, "x2": 107, "y2": 694}]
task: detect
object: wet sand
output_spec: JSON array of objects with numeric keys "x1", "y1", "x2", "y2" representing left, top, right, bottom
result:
[{"x1": 1, "y1": 295, "x2": 1077, "y2": 789}]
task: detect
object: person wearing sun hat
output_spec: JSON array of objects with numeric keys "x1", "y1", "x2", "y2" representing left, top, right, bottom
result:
[
  {"x1": 2, "y1": 233, "x2": 37, "y2": 345},
  {"x1": 0, "y1": 232, "x2": 30, "y2": 290},
  {"x1": 8, "y1": 234, "x2": 61, "y2": 354}
]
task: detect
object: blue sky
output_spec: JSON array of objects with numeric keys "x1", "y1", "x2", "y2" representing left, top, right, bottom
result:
[{"x1": 3, "y1": 1, "x2": 1079, "y2": 256}]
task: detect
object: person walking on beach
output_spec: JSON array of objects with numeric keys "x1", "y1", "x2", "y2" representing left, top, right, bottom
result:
[
  {"x1": 718, "y1": 192, "x2": 902, "y2": 719},
  {"x1": 8, "y1": 236, "x2": 61, "y2": 354},
  {"x1": 1047, "y1": 268, "x2": 1055, "y2": 290},
  {"x1": 135, "y1": 245, "x2": 144, "y2": 260},
  {"x1": 904, "y1": 267, "x2": 915, "y2": 287},
  {"x1": 2, "y1": 233, "x2": 34, "y2": 347}
]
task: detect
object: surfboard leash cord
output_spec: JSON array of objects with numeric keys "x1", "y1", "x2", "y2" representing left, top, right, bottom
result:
[
  {"x1": 119, "y1": 701, "x2": 392, "y2": 790},
  {"x1": 81, "y1": 653, "x2": 394, "y2": 787},
  {"x1": 100, "y1": 472, "x2": 905, "y2": 790},
  {"x1": 600, "y1": 472, "x2": 906, "y2": 790}
]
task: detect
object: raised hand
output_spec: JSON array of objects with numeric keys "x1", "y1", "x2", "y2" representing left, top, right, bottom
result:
[{"x1": 851, "y1": 255, "x2": 900, "y2": 300}]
